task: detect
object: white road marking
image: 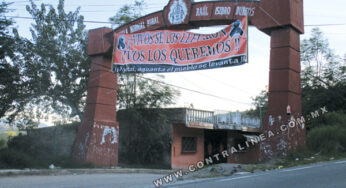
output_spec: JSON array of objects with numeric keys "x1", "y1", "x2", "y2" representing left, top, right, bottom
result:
[
  {"x1": 234, "y1": 172, "x2": 251, "y2": 175},
  {"x1": 217, "y1": 174, "x2": 262, "y2": 182},
  {"x1": 334, "y1": 160, "x2": 346, "y2": 164},
  {"x1": 282, "y1": 166, "x2": 313, "y2": 172}
]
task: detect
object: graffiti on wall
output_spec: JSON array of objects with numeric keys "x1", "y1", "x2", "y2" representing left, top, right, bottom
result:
[
  {"x1": 92, "y1": 121, "x2": 118, "y2": 145},
  {"x1": 276, "y1": 138, "x2": 288, "y2": 156},
  {"x1": 100, "y1": 126, "x2": 118, "y2": 145},
  {"x1": 260, "y1": 142, "x2": 273, "y2": 157}
]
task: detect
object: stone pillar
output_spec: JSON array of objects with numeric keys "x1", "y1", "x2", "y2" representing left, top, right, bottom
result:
[
  {"x1": 260, "y1": 27, "x2": 306, "y2": 160},
  {"x1": 73, "y1": 28, "x2": 119, "y2": 166}
]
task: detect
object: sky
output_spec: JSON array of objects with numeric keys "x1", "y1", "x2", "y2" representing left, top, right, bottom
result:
[{"x1": 5, "y1": 0, "x2": 346, "y2": 116}]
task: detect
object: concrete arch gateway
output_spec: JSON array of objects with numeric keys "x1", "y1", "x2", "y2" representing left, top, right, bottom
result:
[{"x1": 73, "y1": 0, "x2": 305, "y2": 167}]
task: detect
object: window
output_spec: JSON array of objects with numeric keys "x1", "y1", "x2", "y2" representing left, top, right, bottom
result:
[{"x1": 182, "y1": 137, "x2": 197, "y2": 153}]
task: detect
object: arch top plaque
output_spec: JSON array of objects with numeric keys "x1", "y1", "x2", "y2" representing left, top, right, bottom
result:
[{"x1": 114, "y1": 0, "x2": 303, "y2": 35}]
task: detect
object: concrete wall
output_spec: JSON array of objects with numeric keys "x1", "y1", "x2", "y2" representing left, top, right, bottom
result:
[
  {"x1": 26, "y1": 124, "x2": 79, "y2": 158},
  {"x1": 171, "y1": 124, "x2": 204, "y2": 169},
  {"x1": 117, "y1": 109, "x2": 172, "y2": 168}
]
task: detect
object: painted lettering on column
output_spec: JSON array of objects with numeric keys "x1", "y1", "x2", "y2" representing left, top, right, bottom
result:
[
  {"x1": 235, "y1": 6, "x2": 255, "y2": 16},
  {"x1": 196, "y1": 5, "x2": 208, "y2": 16},
  {"x1": 215, "y1": 6, "x2": 231, "y2": 16},
  {"x1": 130, "y1": 22, "x2": 145, "y2": 33},
  {"x1": 147, "y1": 17, "x2": 159, "y2": 27},
  {"x1": 119, "y1": 28, "x2": 128, "y2": 34}
]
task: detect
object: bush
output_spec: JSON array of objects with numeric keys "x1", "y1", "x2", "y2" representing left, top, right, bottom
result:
[
  {"x1": 0, "y1": 148, "x2": 35, "y2": 169},
  {"x1": 2, "y1": 123, "x2": 88, "y2": 169},
  {"x1": 7, "y1": 135, "x2": 53, "y2": 157},
  {"x1": 285, "y1": 148, "x2": 312, "y2": 161},
  {"x1": 307, "y1": 111, "x2": 346, "y2": 129},
  {"x1": 307, "y1": 125, "x2": 346, "y2": 154},
  {"x1": 0, "y1": 139, "x2": 6, "y2": 149}
]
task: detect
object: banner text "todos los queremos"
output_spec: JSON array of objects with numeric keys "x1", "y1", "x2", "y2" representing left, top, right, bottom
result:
[{"x1": 112, "y1": 17, "x2": 247, "y2": 73}]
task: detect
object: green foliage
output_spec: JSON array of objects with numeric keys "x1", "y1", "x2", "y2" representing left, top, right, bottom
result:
[
  {"x1": 0, "y1": 124, "x2": 92, "y2": 169},
  {"x1": 118, "y1": 75, "x2": 180, "y2": 109},
  {"x1": 109, "y1": 0, "x2": 145, "y2": 28},
  {"x1": 307, "y1": 111, "x2": 346, "y2": 129},
  {"x1": 0, "y1": 148, "x2": 34, "y2": 169},
  {"x1": 306, "y1": 111, "x2": 346, "y2": 154},
  {"x1": 307, "y1": 125, "x2": 346, "y2": 154},
  {"x1": 21, "y1": 0, "x2": 90, "y2": 121},
  {"x1": 284, "y1": 148, "x2": 312, "y2": 161},
  {"x1": 0, "y1": 147, "x2": 93, "y2": 169},
  {"x1": 7, "y1": 135, "x2": 49, "y2": 156},
  {"x1": 118, "y1": 109, "x2": 171, "y2": 168},
  {"x1": 0, "y1": 2, "x2": 28, "y2": 119},
  {"x1": 246, "y1": 88, "x2": 268, "y2": 119},
  {"x1": 0, "y1": 139, "x2": 6, "y2": 149},
  {"x1": 2, "y1": 0, "x2": 90, "y2": 125},
  {"x1": 0, "y1": 2, "x2": 16, "y2": 59},
  {"x1": 250, "y1": 28, "x2": 345, "y2": 118},
  {"x1": 301, "y1": 28, "x2": 346, "y2": 115}
]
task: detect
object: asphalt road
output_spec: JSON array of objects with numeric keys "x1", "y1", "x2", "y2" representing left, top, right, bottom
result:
[
  {"x1": 165, "y1": 159, "x2": 346, "y2": 188},
  {"x1": 0, "y1": 159, "x2": 345, "y2": 188},
  {"x1": 0, "y1": 173, "x2": 162, "y2": 188}
]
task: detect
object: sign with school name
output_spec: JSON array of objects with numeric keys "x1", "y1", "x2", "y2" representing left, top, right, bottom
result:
[
  {"x1": 112, "y1": 16, "x2": 248, "y2": 73},
  {"x1": 114, "y1": 0, "x2": 258, "y2": 34}
]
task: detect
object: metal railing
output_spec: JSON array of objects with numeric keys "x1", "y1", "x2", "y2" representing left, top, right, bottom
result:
[
  {"x1": 185, "y1": 109, "x2": 261, "y2": 129},
  {"x1": 186, "y1": 109, "x2": 214, "y2": 124}
]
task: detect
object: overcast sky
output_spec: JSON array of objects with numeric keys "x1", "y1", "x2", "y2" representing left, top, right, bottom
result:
[{"x1": 6, "y1": 0, "x2": 346, "y2": 114}]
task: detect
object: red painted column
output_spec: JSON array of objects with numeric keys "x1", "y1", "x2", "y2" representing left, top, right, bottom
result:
[
  {"x1": 73, "y1": 28, "x2": 119, "y2": 166},
  {"x1": 260, "y1": 27, "x2": 306, "y2": 160}
]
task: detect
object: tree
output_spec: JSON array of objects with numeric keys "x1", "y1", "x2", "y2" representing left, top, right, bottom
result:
[
  {"x1": 109, "y1": 0, "x2": 145, "y2": 28},
  {"x1": 0, "y1": 2, "x2": 27, "y2": 120},
  {"x1": 301, "y1": 28, "x2": 345, "y2": 87},
  {"x1": 246, "y1": 87, "x2": 268, "y2": 120},
  {"x1": 117, "y1": 75, "x2": 180, "y2": 109},
  {"x1": 110, "y1": 1, "x2": 180, "y2": 109},
  {"x1": 249, "y1": 28, "x2": 345, "y2": 118},
  {"x1": 14, "y1": 0, "x2": 90, "y2": 121},
  {"x1": 300, "y1": 28, "x2": 345, "y2": 114}
]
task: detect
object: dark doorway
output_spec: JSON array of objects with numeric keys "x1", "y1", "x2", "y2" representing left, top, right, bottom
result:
[{"x1": 204, "y1": 130, "x2": 227, "y2": 163}]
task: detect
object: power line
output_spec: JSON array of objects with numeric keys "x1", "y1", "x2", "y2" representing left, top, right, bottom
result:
[
  {"x1": 7, "y1": 16, "x2": 346, "y2": 27},
  {"x1": 6, "y1": 16, "x2": 113, "y2": 24},
  {"x1": 195, "y1": 71, "x2": 254, "y2": 95},
  {"x1": 138, "y1": 75, "x2": 253, "y2": 106},
  {"x1": 305, "y1": 23, "x2": 346, "y2": 27},
  {"x1": 10, "y1": 0, "x2": 42, "y2": 3},
  {"x1": 10, "y1": 1, "x2": 166, "y2": 7}
]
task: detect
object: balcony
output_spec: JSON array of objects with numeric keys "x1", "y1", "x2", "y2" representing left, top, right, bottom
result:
[{"x1": 184, "y1": 108, "x2": 261, "y2": 132}]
